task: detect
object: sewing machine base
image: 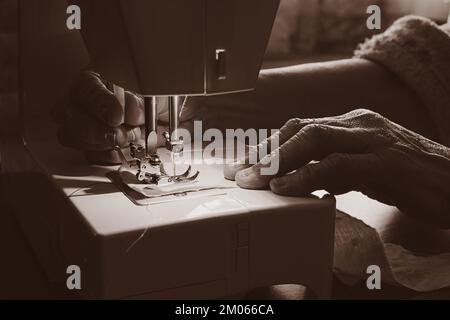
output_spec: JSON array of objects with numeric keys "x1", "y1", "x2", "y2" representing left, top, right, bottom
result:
[
  {"x1": 3, "y1": 139, "x2": 335, "y2": 299},
  {"x1": 59, "y1": 189, "x2": 336, "y2": 299}
]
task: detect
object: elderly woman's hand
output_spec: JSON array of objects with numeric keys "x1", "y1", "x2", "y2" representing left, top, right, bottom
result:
[{"x1": 225, "y1": 109, "x2": 450, "y2": 228}]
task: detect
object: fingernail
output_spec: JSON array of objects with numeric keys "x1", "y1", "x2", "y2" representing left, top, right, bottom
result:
[
  {"x1": 235, "y1": 168, "x2": 257, "y2": 188},
  {"x1": 223, "y1": 161, "x2": 249, "y2": 181},
  {"x1": 235, "y1": 167, "x2": 270, "y2": 190},
  {"x1": 238, "y1": 168, "x2": 255, "y2": 178}
]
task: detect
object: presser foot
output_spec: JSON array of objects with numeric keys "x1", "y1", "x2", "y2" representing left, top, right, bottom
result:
[{"x1": 116, "y1": 144, "x2": 200, "y2": 185}]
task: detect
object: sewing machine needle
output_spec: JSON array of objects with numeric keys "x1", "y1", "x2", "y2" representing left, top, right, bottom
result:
[{"x1": 144, "y1": 97, "x2": 158, "y2": 157}]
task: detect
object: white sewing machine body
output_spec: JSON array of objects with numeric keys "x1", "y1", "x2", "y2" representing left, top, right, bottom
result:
[
  {"x1": 55, "y1": 148, "x2": 336, "y2": 299},
  {"x1": 3, "y1": 139, "x2": 336, "y2": 299}
]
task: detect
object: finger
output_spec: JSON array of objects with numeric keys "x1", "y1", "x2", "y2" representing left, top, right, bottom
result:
[
  {"x1": 270, "y1": 153, "x2": 379, "y2": 196},
  {"x1": 81, "y1": 122, "x2": 191, "y2": 165},
  {"x1": 59, "y1": 124, "x2": 142, "y2": 151},
  {"x1": 224, "y1": 118, "x2": 315, "y2": 181},
  {"x1": 235, "y1": 125, "x2": 385, "y2": 189},
  {"x1": 224, "y1": 145, "x2": 257, "y2": 181},
  {"x1": 276, "y1": 124, "x2": 385, "y2": 175},
  {"x1": 71, "y1": 71, "x2": 124, "y2": 127},
  {"x1": 58, "y1": 107, "x2": 143, "y2": 151},
  {"x1": 62, "y1": 121, "x2": 189, "y2": 154},
  {"x1": 124, "y1": 91, "x2": 144, "y2": 126}
]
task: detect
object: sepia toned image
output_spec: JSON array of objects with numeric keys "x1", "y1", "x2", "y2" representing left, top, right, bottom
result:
[{"x1": 0, "y1": 0, "x2": 450, "y2": 307}]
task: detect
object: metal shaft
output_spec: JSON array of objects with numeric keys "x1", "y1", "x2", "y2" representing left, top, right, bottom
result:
[
  {"x1": 168, "y1": 96, "x2": 180, "y2": 140},
  {"x1": 144, "y1": 96, "x2": 158, "y2": 156}
]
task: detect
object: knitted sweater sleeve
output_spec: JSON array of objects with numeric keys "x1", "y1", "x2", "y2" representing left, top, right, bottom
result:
[{"x1": 354, "y1": 16, "x2": 450, "y2": 147}]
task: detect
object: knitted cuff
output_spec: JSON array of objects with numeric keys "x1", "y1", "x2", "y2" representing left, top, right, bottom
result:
[{"x1": 354, "y1": 16, "x2": 450, "y2": 147}]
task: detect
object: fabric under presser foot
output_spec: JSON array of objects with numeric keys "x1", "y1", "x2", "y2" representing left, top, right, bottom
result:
[{"x1": 106, "y1": 170, "x2": 236, "y2": 206}]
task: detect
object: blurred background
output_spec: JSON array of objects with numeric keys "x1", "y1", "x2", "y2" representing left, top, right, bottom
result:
[{"x1": 264, "y1": 0, "x2": 450, "y2": 67}]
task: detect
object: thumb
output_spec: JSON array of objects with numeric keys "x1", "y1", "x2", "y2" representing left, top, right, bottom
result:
[{"x1": 270, "y1": 153, "x2": 378, "y2": 196}]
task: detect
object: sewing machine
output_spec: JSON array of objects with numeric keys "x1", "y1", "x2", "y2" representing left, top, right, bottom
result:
[
  {"x1": 2, "y1": 0, "x2": 336, "y2": 299},
  {"x1": 75, "y1": 0, "x2": 286, "y2": 185}
]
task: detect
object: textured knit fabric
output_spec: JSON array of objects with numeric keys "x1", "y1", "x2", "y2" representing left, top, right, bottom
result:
[{"x1": 354, "y1": 16, "x2": 450, "y2": 147}]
